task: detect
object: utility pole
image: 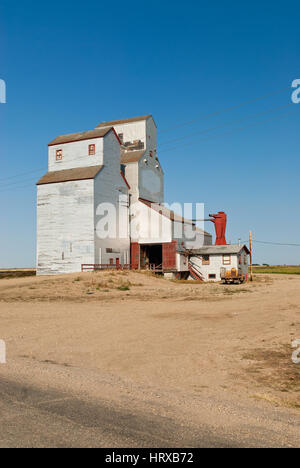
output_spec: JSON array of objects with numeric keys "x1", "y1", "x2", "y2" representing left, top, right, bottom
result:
[{"x1": 249, "y1": 231, "x2": 253, "y2": 281}]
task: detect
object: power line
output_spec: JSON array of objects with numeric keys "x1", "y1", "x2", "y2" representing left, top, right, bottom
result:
[
  {"x1": 159, "y1": 86, "x2": 290, "y2": 134},
  {"x1": 159, "y1": 103, "x2": 291, "y2": 148},
  {"x1": 0, "y1": 167, "x2": 45, "y2": 182},
  {"x1": 247, "y1": 240, "x2": 300, "y2": 247},
  {"x1": 0, "y1": 176, "x2": 41, "y2": 189},
  {"x1": 0, "y1": 92, "x2": 298, "y2": 188},
  {"x1": 0, "y1": 150, "x2": 105, "y2": 187},
  {"x1": 0, "y1": 85, "x2": 291, "y2": 182},
  {"x1": 159, "y1": 87, "x2": 291, "y2": 134},
  {"x1": 0, "y1": 106, "x2": 299, "y2": 191},
  {"x1": 160, "y1": 106, "x2": 300, "y2": 154},
  {"x1": 0, "y1": 182, "x2": 37, "y2": 193}
]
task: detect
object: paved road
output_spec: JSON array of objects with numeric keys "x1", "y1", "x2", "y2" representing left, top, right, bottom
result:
[
  {"x1": 0, "y1": 377, "x2": 239, "y2": 448},
  {"x1": 0, "y1": 361, "x2": 299, "y2": 448}
]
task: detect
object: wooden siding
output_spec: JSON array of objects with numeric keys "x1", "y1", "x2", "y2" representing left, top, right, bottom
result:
[
  {"x1": 130, "y1": 243, "x2": 140, "y2": 269},
  {"x1": 162, "y1": 241, "x2": 177, "y2": 270},
  {"x1": 37, "y1": 179, "x2": 95, "y2": 275},
  {"x1": 94, "y1": 131, "x2": 130, "y2": 266},
  {"x1": 189, "y1": 253, "x2": 249, "y2": 282}
]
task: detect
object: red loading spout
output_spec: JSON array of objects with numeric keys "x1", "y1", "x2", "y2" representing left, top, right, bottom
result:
[{"x1": 209, "y1": 211, "x2": 227, "y2": 246}]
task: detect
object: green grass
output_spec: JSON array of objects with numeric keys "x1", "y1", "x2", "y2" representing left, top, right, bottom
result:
[
  {"x1": 117, "y1": 285, "x2": 130, "y2": 291},
  {"x1": 253, "y1": 266, "x2": 300, "y2": 275}
]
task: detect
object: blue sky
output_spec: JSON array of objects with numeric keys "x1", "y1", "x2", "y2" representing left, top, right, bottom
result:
[{"x1": 0, "y1": 0, "x2": 300, "y2": 267}]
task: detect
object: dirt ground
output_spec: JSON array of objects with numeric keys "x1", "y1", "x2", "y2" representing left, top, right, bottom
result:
[{"x1": 0, "y1": 271, "x2": 299, "y2": 412}]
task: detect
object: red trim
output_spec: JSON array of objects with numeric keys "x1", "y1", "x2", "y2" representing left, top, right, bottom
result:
[
  {"x1": 120, "y1": 171, "x2": 130, "y2": 189},
  {"x1": 49, "y1": 135, "x2": 104, "y2": 147},
  {"x1": 111, "y1": 128, "x2": 122, "y2": 146}
]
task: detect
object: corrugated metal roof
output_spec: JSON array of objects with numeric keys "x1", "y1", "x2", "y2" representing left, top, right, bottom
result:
[
  {"x1": 48, "y1": 128, "x2": 113, "y2": 146},
  {"x1": 189, "y1": 245, "x2": 250, "y2": 255},
  {"x1": 121, "y1": 150, "x2": 146, "y2": 164},
  {"x1": 96, "y1": 115, "x2": 152, "y2": 128},
  {"x1": 37, "y1": 165, "x2": 104, "y2": 185}
]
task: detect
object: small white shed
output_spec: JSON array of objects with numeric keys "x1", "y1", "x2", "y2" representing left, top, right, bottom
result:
[{"x1": 188, "y1": 245, "x2": 250, "y2": 282}]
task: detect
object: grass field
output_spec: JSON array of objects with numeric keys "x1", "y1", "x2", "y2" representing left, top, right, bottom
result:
[
  {"x1": 0, "y1": 269, "x2": 36, "y2": 279},
  {"x1": 253, "y1": 265, "x2": 300, "y2": 275}
]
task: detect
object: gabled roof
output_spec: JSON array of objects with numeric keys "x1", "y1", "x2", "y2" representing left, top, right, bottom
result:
[
  {"x1": 188, "y1": 245, "x2": 250, "y2": 255},
  {"x1": 48, "y1": 127, "x2": 116, "y2": 146},
  {"x1": 37, "y1": 165, "x2": 104, "y2": 185},
  {"x1": 121, "y1": 150, "x2": 146, "y2": 164},
  {"x1": 96, "y1": 115, "x2": 153, "y2": 128},
  {"x1": 138, "y1": 198, "x2": 210, "y2": 235}
]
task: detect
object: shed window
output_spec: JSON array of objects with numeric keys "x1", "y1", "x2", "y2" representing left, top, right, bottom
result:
[
  {"x1": 223, "y1": 255, "x2": 231, "y2": 265},
  {"x1": 202, "y1": 255, "x2": 210, "y2": 265},
  {"x1": 89, "y1": 144, "x2": 96, "y2": 156},
  {"x1": 209, "y1": 274, "x2": 216, "y2": 279},
  {"x1": 244, "y1": 254, "x2": 247, "y2": 265},
  {"x1": 109, "y1": 258, "x2": 114, "y2": 265},
  {"x1": 56, "y1": 149, "x2": 63, "y2": 161}
]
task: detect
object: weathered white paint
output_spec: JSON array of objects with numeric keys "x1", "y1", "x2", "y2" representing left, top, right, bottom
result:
[
  {"x1": 37, "y1": 179, "x2": 95, "y2": 275},
  {"x1": 107, "y1": 120, "x2": 147, "y2": 149},
  {"x1": 37, "y1": 115, "x2": 213, "y2": 275},
  {"x1": 138, "y1": 156, "x2": 164, "y2": 204},
  {"x1": 49, "y1": 137, "x2": 104, "y2": 172},
  {"x1": 94, "y1": 131, "x2": 130, "y2": 265},
  {"x1": 37, "y1": 131, "x2": 130, "y2": 275},
  {"x1": 117, "y1": 116, "x2": 164, "y2": 205}
]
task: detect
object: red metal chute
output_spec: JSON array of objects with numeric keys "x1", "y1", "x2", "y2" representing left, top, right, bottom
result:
[{"x1": 209, "y1": 211, "x2": 227, "y2": 246}]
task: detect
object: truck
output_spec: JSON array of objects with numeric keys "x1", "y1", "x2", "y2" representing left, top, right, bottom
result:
[{"x1": 220, "y1": 267, "x2": 246, "y2": 284}]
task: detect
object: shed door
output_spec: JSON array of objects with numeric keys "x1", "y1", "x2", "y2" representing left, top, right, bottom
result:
[
  {"x1": 130, "y1": 243, "x2": 140, "y2": 269},
  {"x1": 162, "y1": 241, "x2": 177, "y2": 270}
]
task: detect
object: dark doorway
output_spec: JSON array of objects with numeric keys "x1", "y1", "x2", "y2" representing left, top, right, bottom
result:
[{"x1": 140, "y1": 244, "x2": 162, "y2": 269}]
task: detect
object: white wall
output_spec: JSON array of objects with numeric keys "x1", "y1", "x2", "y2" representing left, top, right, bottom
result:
[
  {"x1": 94, "y1": 131, "x2": 130, "y2": 265},
  {"x1": 190, "y1": 254, "x2": 234, "y2": 282},
  {"x1": 138, "y1": 156, "x2": 164, "y2": 204},
  {"x1": 130, "y1": 201, "x2": 172, "y2": 244},
  {"x1": 189, "y1": 250, "x2": 249, "y2": 282},
  {"x1": 176, "y1": 252, "x2": 189, "y2": 272},
  {"x1": 237, "y1": 251, "x2": 249, "y2": 278},
  {"x1": 108, "y1": 121, "x2": 146, "y2": 149},
  {"x1": 48, "y1": 137, "x2": 104, "y2": 172},
  {"x1": 121, "y1": 117, "x2": 164, "y2": 205},
  {"x1": 37, "y1": 179, "x2": 95, "y2": 275},
  {"x1": 146, "y1": 117, "x2": 157, "y2": 153},
  {"x1": 124, "y1": 162, "x2": 139, "y2": 204}
]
